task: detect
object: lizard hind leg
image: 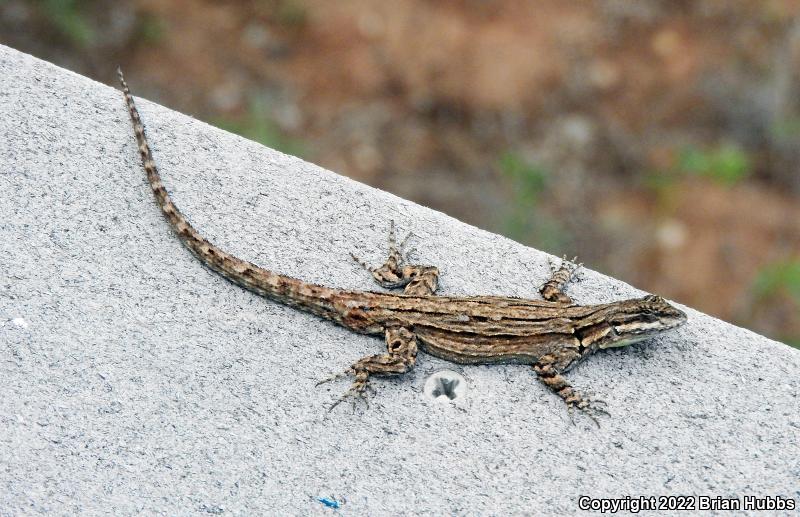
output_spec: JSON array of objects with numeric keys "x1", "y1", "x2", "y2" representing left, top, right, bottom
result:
[
  {"x1": 321, "y1": 327, "x2": 419, "y2": 412},
  {"x1": 539, "y1": 255, "x2": 582, "y2": 304},
  {"x1": 351, "y1": 221, "x2": 440, "y2": 295}
]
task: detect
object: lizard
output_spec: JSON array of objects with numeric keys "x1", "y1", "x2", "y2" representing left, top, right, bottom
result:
[{"x1": 117, "y1": 68, "x2": 687, "y2": 423}]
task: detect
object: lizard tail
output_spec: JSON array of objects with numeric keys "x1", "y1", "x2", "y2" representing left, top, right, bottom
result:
[{"x1": 117, "y1": 68, "x2": 342, "y2": 318}]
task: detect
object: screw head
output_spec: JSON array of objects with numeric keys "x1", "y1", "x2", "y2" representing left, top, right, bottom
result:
[{"x1": 423, "y1": 370, "x2": 466, "y2": 402}]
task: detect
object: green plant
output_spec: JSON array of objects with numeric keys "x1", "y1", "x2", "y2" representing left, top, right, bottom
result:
[
  {"x1": 213, "y1": 96, "x2": 304, "y2": 157},
  {"x1": 770, "y1": 117, "x2": 800, "y2": 140},
  {"x1": 751, "y1": 258, "x2": 800, "y2": 349},
  {"x1": 37, "y1": 0, "x2": 96, "y2": 48},
  {"x1": 643, "y1": 168, "x2": 678, "y2": 194},
  {"x1": 137, "y1": 13, "x2": 167, "y2": 45},
  {"x1": 499, "y1": 152, "x2": 547, "y2": 204},
  {"x1": 676, "y1": 143, "x2": 751, "y2": 186},
  {"x1": 256, "y1": 0, "x2": 308, "y2": 27},
  {"x1": 645, "y1": 143, "x2": 753, "y2": 197},
  {"x1": 752, "y1": 259, "x2": 800, "y2": 303},
  {"x1": 275, "y1": 0, "x2": 308, "y2": 27},
  {"x1": 497, "y1": 152, "x2": 568, "y2": 252}
]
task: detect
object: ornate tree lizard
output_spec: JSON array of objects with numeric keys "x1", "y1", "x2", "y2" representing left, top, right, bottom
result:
[{"x1": 118, "y1": 69, "x2": 687, "y2": 423}]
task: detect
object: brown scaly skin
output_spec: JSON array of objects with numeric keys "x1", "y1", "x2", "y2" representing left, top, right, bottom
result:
[{"x1": 118, "y1": 69, "x2": 688, "y2": 425}]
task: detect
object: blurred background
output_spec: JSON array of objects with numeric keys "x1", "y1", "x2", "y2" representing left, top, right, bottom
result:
[{"x1": 2, "y1": 0, "x2": 798, "y2": 347}]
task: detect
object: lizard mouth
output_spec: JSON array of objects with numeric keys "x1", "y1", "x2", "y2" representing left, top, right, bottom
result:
[
  {"x1": 578, "y1": 320, "x2": 659, "y2": 349},
  {"x1": 600, "y1": 314, "x2": 686, "y2": 349},
  {"x1": 599, "y1": 331, "x2": 647, "y2": 349}
]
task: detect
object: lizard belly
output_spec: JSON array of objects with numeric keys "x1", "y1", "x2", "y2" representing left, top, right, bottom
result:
[{"x1": 414, "y1": 327, "x2": 579, "y2": 365}]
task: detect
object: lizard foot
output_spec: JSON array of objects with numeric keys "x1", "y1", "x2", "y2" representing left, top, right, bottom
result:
[
  {"x1": 321, "y1": 328, "x2": 419, "y2": 413},
  {"x1": 327, "y1": 370, "x2": 375, "y2": 413},
  {"x1": 350, "y1": 221, "x2": 417, "y2": 285},
  {"x1": 350, "y1": 222, "x2": 439, "y2": 295},
  {"x1": 567, "y1": 397, "x2": 610, "y2": 428},
  {"x1": 315, "y1": 368, "x2": 354, "y2": 387},
  {"x1": 548, "y1": 255, "x2": 582, "y2": 278},
  {"x1": 387, "y1": 219, "x2": 416, "y2": 262},
  {"x1": 541, "y1": 256, "x2": 582, "y2": 303}
]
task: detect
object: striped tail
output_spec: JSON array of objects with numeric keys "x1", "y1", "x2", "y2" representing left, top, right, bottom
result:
[{"x1": 117, "y1": 68, "x2": 342, "y2": 320}]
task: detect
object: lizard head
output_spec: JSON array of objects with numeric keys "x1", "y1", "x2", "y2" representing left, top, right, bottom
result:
[{"x1": 590, "y1": 295, "x2": 687, "y2": 349}]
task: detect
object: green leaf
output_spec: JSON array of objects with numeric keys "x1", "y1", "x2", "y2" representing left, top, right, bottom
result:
[
  {"x1": 678, "y1": 143, "x2": 751, "y2": 186},
  {"x1": 498, "y1": 152, "x2": 547, "y2": 203},
  {"x1": 213, "y1": 97, "x2": 304, "y2": 157},
  {"x1": 752, "y1": 259, "x2": 800, "y2": 302},
  {"x1": 39, "y1": 0, "x2": 96, "y2": 47}
]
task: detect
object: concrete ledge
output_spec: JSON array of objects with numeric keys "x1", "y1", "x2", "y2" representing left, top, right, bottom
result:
[{"x1": 1, "y1": 45, "x2": 798, "y2": 514}]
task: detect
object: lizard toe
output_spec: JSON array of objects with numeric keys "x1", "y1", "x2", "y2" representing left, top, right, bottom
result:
[
  {"x1": 327, "y1": 370, "x2": 375, "y2": 413},
  {"x1": 315, "y1": 367, "x2": 354, "y2": 387},
  {"x1": 567, "y1": 397, "x2": 610, "y2": 428}
]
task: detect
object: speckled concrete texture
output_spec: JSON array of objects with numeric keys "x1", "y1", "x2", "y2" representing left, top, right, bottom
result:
[{"x1": 1, "y1": 45, "x2": 798, "y2": 515}]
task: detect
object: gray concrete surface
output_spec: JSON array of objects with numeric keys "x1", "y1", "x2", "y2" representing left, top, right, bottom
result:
[{"x1": 1, "y1": 45, "x2": 798, "y2": 515}]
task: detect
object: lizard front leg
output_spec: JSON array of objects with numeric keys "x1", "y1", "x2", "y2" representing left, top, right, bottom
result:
[
  {"x1": 534, "y1": 349, "x2": 608, "y2": 426},
  {"x1": 540, "y1": 256, "x2": 581, "y2": 304},
  {"x1": 323, "y1": 326, "x2": 418, "y2": 411},
  {"x1": 352, "y1": 221, "x2": 439, "y2": 295}
]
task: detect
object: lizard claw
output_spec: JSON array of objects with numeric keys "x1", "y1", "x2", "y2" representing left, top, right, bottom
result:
[
  {"x1": 568, "y1": 398, "x2": 610, "y2": 428},
  {"x1": 548, "y1": 256, "x2": 559, "y2": 274},
  {"x1": 315, "y1": 368, "x2": 353, "y2": 387},
  {"x1": 548, "y1": 255, "x2": 581, "y2": 275},
  {"x1": 563, "y1": 256, "x2": 582, "y2": 276},
  {"x1": 402, "y1": 246, "x2": 418, "y2": 263},
  {"x1": 349, "y1": 222, "x2": 415, "y2": 273},
  {"x1": 320, "y1": 367, "x2": 375, "y2": 413},
  {"x1": 349, "y1": 252, "x2": 372, "y2": 272},
  {"x1": 389, "y1": 222, "x2": 416, "y2": 263},
  {"x1": 328, "y1": 382, "x2": 372, "y2": 413}
]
